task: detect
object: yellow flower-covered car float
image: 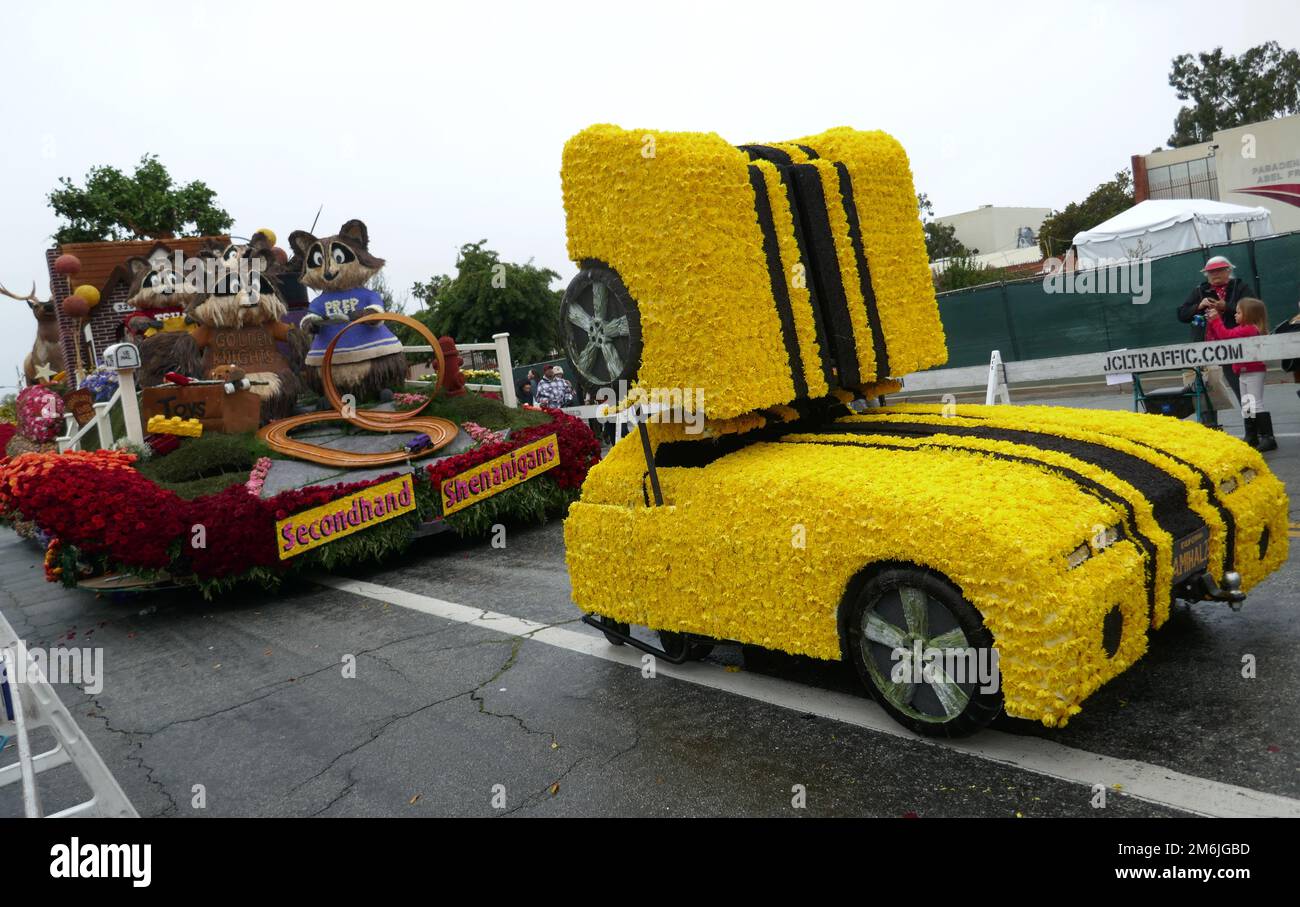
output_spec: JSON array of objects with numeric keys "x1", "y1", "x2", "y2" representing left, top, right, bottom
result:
[{"x1": 559, "y1": 125, "x2": 1290, "y2": 737}]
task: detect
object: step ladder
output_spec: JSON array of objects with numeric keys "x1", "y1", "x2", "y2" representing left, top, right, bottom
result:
[{"x1": 0, "y1": 612, "x2": 138, "y2": 817}]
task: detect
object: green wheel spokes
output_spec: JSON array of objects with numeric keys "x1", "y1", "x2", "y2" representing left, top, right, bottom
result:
[
  {"x1": 859, "y1": 584, "x2": 977, "y2": 724},
  {"x1": 564, "y1": 277, "x2": 632, "y2": 382}
]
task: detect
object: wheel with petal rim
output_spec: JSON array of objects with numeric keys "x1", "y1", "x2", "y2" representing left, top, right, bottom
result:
[
  {"x1": 844, "y1": 567, "x2": 1003, "y2": 737},
  {"x1": 658, "y1": 630, "x2": 713, "y2": 662},
  {"x1": 597, "y1": 615, "x2": 629, "y2": 646},
  {"x1": 559, "y1": 262, "x2": 642, "y2": 387}
]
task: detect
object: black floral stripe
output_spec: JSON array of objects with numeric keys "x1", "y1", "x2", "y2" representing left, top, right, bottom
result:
[
  {"x1": 780, "y1": 435, "x2": 1161, "y2": 618},
  {"x1": 746, "y1": 164, "x2": 806, "y2": 399},
  {"x1": 739, "y1": 144, "x2": 835, "y2": 387},
  {"x1": 832, "y1": 161, "x2": 889, "y2": 380},
  {"x1": 788, "y1": 163, "x2": 861, "y2": 387},
  {"x1": 826, "y1": 419, "x2": 1205, "y2": 542},
  {"x1": 864, "y1": 408, "x2": 1237, "y2": 575}
]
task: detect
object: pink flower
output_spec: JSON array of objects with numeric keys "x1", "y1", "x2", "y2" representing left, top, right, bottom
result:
[{"x1": 245, "y1": 457, "x2": 273, "y2": 496}]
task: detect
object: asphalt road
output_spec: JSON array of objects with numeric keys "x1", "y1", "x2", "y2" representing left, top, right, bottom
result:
[{"x1": 3, "y1": 392, "x2": 1299, "y2": 818}]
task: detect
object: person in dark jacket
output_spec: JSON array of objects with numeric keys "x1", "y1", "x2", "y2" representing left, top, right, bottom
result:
[{"x1": 1177, "y1": 256, "x2": 1252, "y2": 390}]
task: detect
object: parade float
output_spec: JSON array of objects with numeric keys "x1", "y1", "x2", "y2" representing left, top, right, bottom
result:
[
  {"x1": 558, "y1": 125, "x2": 1290, "y2": 736},
  {"x1": 1, "y1": 223, "x2": 601, "y2": 596}
]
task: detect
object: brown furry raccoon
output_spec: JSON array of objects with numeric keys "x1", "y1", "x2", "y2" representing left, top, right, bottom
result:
[
  {"x1": 288, "y1": 219, "x2": 407, "y2": 401},
  {"x1": 141, "y1": 236, "x2": 306, "y2": 423},
  {"x1": 130, "y1": 250, "x2": 209, "y2": 387},
  {"x1": 123, "y1": 251, "x2": 207, "y2": 341}
]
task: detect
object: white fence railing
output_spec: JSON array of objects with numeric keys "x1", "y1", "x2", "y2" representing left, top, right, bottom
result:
[
  {"x1": 901, "y1": 333, "x2": 1300, "y2": 402},
  {"x1": 402, "y1": 332, "x2": 517, "y2": 408},
  {"x1": 57, "y1": 386, "x2": 121, "y2": 453}
]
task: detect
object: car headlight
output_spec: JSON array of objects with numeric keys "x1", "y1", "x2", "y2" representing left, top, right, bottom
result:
[
  {"x1": 1220, "y1": 468, "x2": 1256, "y2": 496},
  {"x1": 1068, "y1": 523, "x2": 1124, "y2": 569},
  {"x1": 1068, "y1": 543, "x2": 1092, "y2": 569}
]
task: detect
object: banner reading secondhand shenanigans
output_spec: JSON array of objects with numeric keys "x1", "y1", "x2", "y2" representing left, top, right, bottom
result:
[
  {"x1": 441, "y1": 434, "x2": 559, "y2": 516},
  {"x1": 277, "y1": 475, "x2": 416, "y2": 560}
]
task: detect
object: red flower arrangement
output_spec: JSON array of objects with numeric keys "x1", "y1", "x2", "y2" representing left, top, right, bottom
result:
[
  {"x1": 181, "y1": 472, "x2": 406, "y2": 579},
  {"x1": 1, "y1": 450, "x2": 186, "y2": 569},
  {"x1": 0, "y1": 409, "x2": 601, "y2": 589}
]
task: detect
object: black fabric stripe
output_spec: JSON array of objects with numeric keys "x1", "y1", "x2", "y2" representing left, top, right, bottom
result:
[
  {"x1": 781, "y1": 435, "x2": 1161, "y2": 616},
  {"x1": 789, "y1": 163, "x2": 861, "y2": 386},
  {"x1": 1120, "y1": 442, "x2": 1236, "y2": 574},
  {"x1": 738, "y1": 144, "x2": 794, "y2": 166},
  {"x1": 828, "y1": 420, "x2": 1205, "y2": 542},
  {"x1": 746, "y1": 164, "x2": 806, "y2": 399},
  {"x1": 873, "y1": 409, "x2": 1237, "y2": 574},
  {"x1": 793, "y1": 144, "x2": 819, "y2": 159},
  {"x1": 776, "y1": 167, "x2": 835, "y2": 387},
  {"x1": 833, "y1": 162, "x2": 889, "y2": 379}
]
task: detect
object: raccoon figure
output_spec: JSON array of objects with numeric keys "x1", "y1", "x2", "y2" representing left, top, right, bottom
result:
[
  {"x1": 289, "y1": 219, "x2": 406, "y2": 401},
  {"x1": 130, "y1": 251, "x2": 209, "y2": 388},
  {"x1": 123, "y1": 251, "x2": 205, "y2": 341},
  {"x1": 185, "y1": 235, "x2": 306, "y2": 422},
  {"x1": 141, "y1": 235, "x2": 305, "y2": 422}
]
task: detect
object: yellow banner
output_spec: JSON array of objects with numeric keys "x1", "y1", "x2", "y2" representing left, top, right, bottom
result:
[
  {"x1": 277, "y1": 474, "x2": 417, "y2": 560},
  {"x1": 441, "y1": 434, "x2": 560, "y2": 516}
]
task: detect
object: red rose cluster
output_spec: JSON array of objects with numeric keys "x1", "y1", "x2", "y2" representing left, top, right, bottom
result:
[
  {"x1": 0, "y1": 449, "x2": 186, "y2": 568},
  {"x1": 182, "y1": 472, "x2": 405, "y2": 579},
  {"x1": 1, "y1": 410, "x2": 601, "y2": 586},
  {"x1": 0, "y1": 448, "x2": 406, "y2": 581}
]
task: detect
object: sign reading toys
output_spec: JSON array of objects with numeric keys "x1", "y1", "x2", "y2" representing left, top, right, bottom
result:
[
  {"x1": 441, "y1": 434, "x2": 560, "y2": 516},
  {"x1": 277, "y1": 475, "x2": 417, "y2": 560}
]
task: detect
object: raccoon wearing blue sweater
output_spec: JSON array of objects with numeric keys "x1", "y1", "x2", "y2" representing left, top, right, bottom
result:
[{"x1": 289, "y1": 219, "x2": 407, "y2": 402}]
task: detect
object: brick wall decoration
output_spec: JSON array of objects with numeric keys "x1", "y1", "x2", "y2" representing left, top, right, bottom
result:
[{"x1": 45, "y1": 236, "x2": 228, "y2": 387}]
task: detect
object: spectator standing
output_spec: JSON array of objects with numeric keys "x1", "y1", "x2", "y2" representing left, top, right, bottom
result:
[
  {"x1": 1177, "y1": 256, "x2": 1252, "y2": 416},
  {"x1": 1205, "y1": 297, "x2": 1277, "y2": 451},
  {"x1": 517, "y1": 368, "x2": 539, "y2": 405},
  {"x1": 534, "y1": 365, "x2": 569, "y2": 409},
  {"x1": 1275, "y1": 301, "x2": 1300, "y2": 393},
  {"x1": 551, "y1": 366, "x2": 576, "y2": 406}
]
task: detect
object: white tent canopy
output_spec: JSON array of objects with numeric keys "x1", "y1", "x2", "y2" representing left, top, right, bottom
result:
[{"x1": 1073, "y1": 199, "x2": 1273, "y2": 266}]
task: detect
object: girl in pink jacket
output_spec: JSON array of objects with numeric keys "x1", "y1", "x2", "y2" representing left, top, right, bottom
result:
[{"x1": 1206, "y1": 297, "x2": 1276, "y2": 450}]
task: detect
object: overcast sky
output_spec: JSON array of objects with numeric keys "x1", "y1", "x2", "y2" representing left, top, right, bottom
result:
[{"x1": 2, "y1": 0, "x2": 1297, "y2": 389}]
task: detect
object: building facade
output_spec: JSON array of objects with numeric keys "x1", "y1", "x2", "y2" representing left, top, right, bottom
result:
[
  {"x1": 932, "y1": 205, "x2": 1052, "y2": 257},
  {"x1": 1133, "y1": 113, "x2": 1300, "y2": 234}
]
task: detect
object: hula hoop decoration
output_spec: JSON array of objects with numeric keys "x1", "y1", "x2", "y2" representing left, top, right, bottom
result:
[
  {"x1": 322, "y1": 312, "x2": 444, "y2": 428},
  {"x1": 258, "y1": 312, "x2": 457, "y2": 467}
]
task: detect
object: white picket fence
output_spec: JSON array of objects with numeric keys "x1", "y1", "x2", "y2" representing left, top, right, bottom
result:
[
  {"x1": 403, "y1": 332, "x2": 518, "y2": 407},
  {"x1": 1, "y1": 613, "x2": 138, "y2": 817}
]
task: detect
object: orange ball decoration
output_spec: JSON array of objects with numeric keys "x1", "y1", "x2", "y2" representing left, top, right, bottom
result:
[
  {"x1": 54, "y1": 253, "x2": 82, "y2": 276},
  {"x1": 62, "y1": 296, "x2": 90, "y2": 318}
]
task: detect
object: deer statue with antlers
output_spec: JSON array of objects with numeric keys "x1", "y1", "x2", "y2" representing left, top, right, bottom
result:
[{"x1": 2, "y1": 281, "x2": 66, "y2": 384}]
